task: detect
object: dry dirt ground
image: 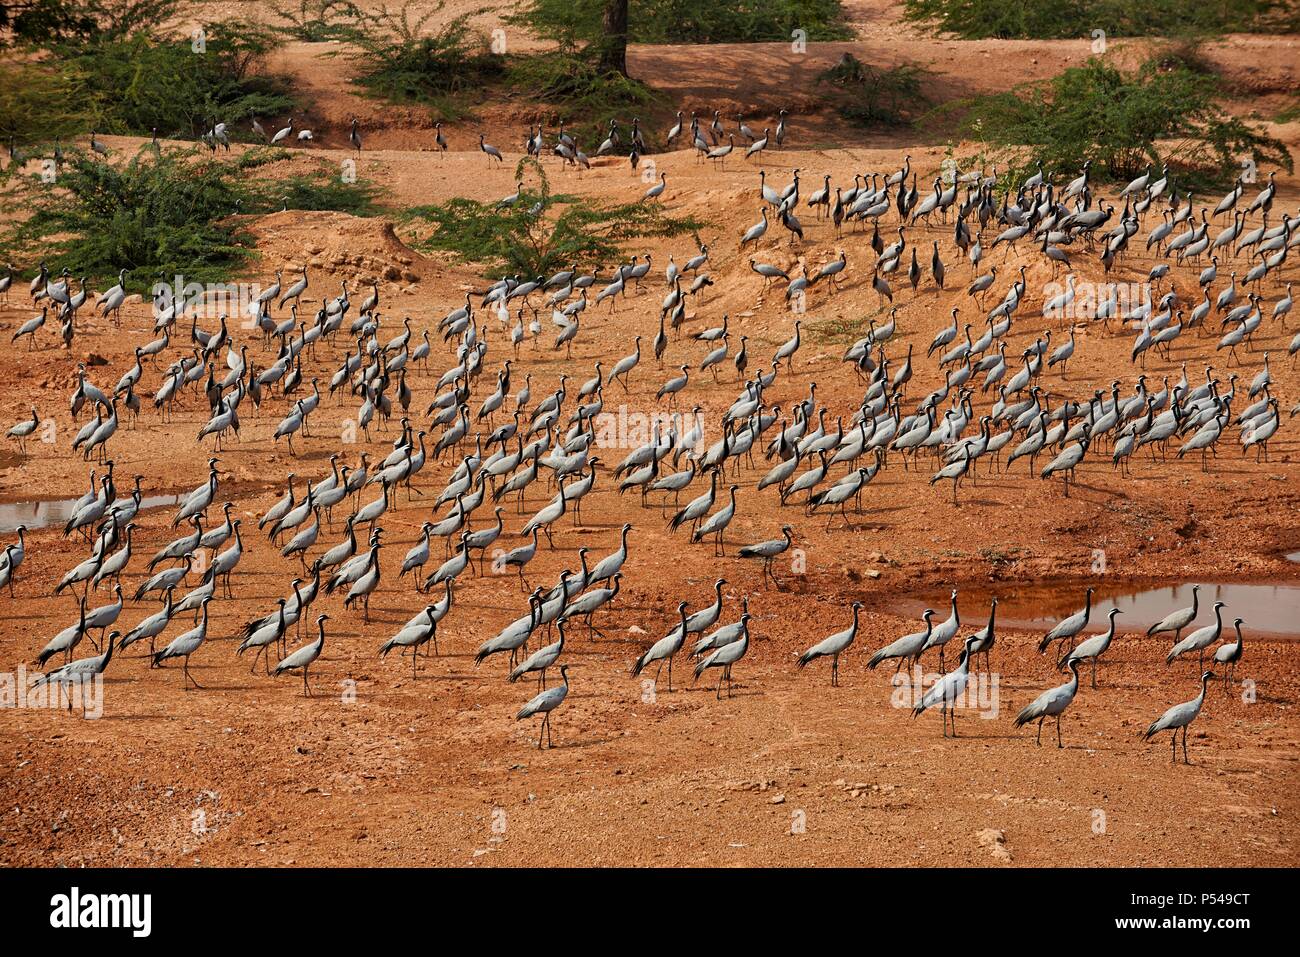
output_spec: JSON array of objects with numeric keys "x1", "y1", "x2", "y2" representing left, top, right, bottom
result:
[{"x1": 0, "y1": 2, "x2": 1298, "y2": 867}]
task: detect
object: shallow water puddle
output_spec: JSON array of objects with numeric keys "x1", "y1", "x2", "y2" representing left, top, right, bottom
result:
[
  {"x1": 893, "y1": 581, "x2": 1300, "y2": 638},
  {"x1": 0, "y1": 494, "x2": 181, "y2": 534}
]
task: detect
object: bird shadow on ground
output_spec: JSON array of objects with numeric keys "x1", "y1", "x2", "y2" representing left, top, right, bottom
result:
[
  {"x1": 545, "y1": 734, "x2": 615, "y2": 750},
  {"x1": 402, "y1": 670, "x2": 481, "y2": 682}
]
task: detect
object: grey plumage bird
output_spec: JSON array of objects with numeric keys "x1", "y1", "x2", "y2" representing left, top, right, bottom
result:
[
  {"x1": 693, "y1": 614, "x2": 750, "y2": 698},
  {"x1": 1060, "y1": 608, "x2": 1121, "y2": 688},
  {"x1": 796, "y1": 600, "x2": 860, "y2": 686},
  {"x1": 1037, "y1": 587, "x2": 1094, "y2": 656},
  {"x1": 516, "y1": 664, "x2": 570, "y2": 749},
  {"x1": 152, "y1": 596, "x2": 213, "y2": 688},
  {"x1": 1143, "y1": 670, "x2": 1215, "y2": 763},
  {"x1": 273, "y1": 614, "x2": 329, "y2": 696},
  {"x1": 737, "y1": 524, "x2": 793, "y2": 588},
  {"x1": 631, "y1": 601, "x2": 688, "y2": 691},
  {"x1": 868, "y1": 610, "x2": 935, "y2": 674},
  {"x1": 1015, "y1": 659, "x2": 1083, "y2": 747},
  {"x1": 33, "y1": 629, "x2": 116, "y2": 716},
  {"x1": 1165, "y1": 600, "x2": 1225, "y2": 671},
  {"x1": 1146, "y1": 584, "x2": 1200, "y2": 645}
]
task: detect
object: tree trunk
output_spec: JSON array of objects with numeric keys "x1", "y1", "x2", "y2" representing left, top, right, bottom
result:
[{"x1": 597, "y1": 0, "x2": 629, "y2": 77}]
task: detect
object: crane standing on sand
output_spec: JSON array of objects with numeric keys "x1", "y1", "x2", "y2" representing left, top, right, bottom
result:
[
  {"x1": 1144, "y1": 671, "x2": 1216, "y2": 764},
  {"x1": 517, "y1": 664, "x2": 571, "y2": 749}
]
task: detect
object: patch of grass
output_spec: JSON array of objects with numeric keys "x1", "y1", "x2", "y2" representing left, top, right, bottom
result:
[
  {"x1": 404, "y1": 156, "x2": 703, "y2": 278},
  {"x1": 512, "y1": 0, "x2": 852, "y2": 45},
  {"x1": 949, "y1": 56, "x2": 1292, "y2": 191},
  {"x1": 901, "y1": 0, "x2": 1299, "y2": 40},
  {"x1": 1, "y1": 146, "x2": 386, "y2": 284},
  {"x1": 817, "y1": 53, "x2": 931, "y2": 128},
  {"x1": 328, "y1": 1, "x2": 504, "y2": 111}
]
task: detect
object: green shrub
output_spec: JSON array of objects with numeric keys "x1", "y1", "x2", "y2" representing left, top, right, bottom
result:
[
  {"x1": 952, "y1": 57, "x2": 1292, "y2": 191},
  {"x1": 902, "y1": 0, "x2": 1298, "y2": 40},
  {"x1": 1, "y1": 146, "x2": 385, "y2": 284},
  {"x1": 512, "y1": 0, "x2": 852, "y2": 45},
  {"x1": 242, "y1": 164, "x2": 387, "y2": 217},
  {"x1": 817, "y1": 53, "x2": 930, "y2": 128},
  {"x1": 405, "y1": 156, "x2": 702, "y2": 277},
  {"x1": 506, "y1": 51, "x2": 664, "y2": 150},
  {"x1": 3, "y1": 3, "x2": 295, "y2": 143},
  {"x1": 268, "y1": 0, "x2": 362, "y2": 42},
  {"x1": 329, "y1": 1, "x2": 504, "y2": 109},
  {"x1": 4, "y1": 146, "x2": 255, "y2": 285},
  {"x1": 67, "y1": 24, "x2": 296, "y2": 139}
]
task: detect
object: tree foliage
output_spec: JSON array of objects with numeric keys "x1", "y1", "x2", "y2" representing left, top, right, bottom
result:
[
  {"x1": 1, "y1": 0, "x2": 178, "y2": 45},
  {"x1": 0, "y1": 60, "x2": 90, "y2": 149}
]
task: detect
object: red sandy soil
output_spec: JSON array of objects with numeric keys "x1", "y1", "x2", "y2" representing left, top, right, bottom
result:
[{"x1": 0, "y1": 2, "x2": 1297, "y2": 867}]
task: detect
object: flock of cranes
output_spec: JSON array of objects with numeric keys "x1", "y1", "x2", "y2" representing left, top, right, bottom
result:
[{"x1": 0, "y1": 110, "x2": 1287, "y2": 759}]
